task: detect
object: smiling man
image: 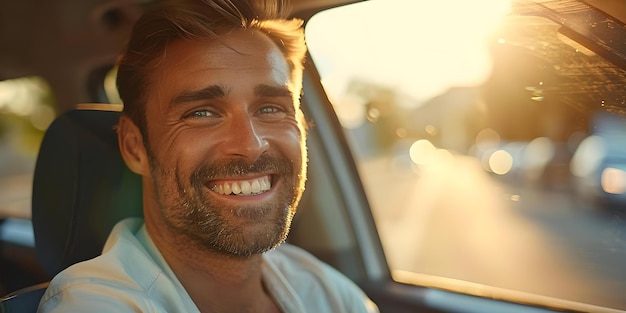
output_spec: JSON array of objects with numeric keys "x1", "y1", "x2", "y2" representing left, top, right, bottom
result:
[{"x1": 37, "y1": 0, "x2": 377, "y2": 312}]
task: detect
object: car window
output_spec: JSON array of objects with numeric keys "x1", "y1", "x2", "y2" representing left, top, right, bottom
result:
[
  {"x1": 0, "y1": 77, "x2": 54, "y2": 220},
  {"x1": 305, "y1": 0, "x2": 626, "y2": 311}
]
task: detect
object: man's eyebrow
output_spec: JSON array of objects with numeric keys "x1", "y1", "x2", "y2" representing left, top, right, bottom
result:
[
  {"x1": 255, "y1": 84, "x2": 293, "y2": 98},
  {"x1": 170, "y1": 85, "x2": 226, "y2": 105}
]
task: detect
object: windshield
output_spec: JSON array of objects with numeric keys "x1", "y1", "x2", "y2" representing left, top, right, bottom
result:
[{"x1": 306, "y1": 0, "x2": 626, "y2": 310}]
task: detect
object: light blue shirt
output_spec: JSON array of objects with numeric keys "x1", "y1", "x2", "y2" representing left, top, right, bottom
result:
[{"x1": 37, "y1": 218, "x2": 378, "y2": 312}]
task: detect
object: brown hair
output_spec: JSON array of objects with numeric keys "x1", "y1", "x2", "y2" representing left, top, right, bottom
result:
[{"x1": 116, "y1": 0, "x2": 306, "y2": 137}]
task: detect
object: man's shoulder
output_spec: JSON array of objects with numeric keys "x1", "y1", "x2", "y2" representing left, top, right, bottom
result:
[
  {"x1": 264, "y1": 243, "x2": 379, "y2": 312},
  {"x1": 38, "y1": 218, "x2": 164, "y2": 311},
  {"x1": 44, "y1": 237, "x2": 159, "y2": 293},
  {"x1": 264, "y1": 243, "x2": 357, "y2": 292}
]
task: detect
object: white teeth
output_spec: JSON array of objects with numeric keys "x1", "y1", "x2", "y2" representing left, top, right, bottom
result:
[
  {"x1": 231, "y1": 182, "x2": 241, "y2": 194},
  {"x1": 251, "y1": 180, "x2": 261, "y2": 193},
  {"x1": 241, "y1": 181, "x2": 251, "y2": 195},
  {"x1": 212, "y1": 176, "x2": 271, "y2": 195}
]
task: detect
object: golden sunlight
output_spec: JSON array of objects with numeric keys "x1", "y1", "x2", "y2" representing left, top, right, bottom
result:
[{"x1": 306, "y1": 0, "x2": 511, "y2": 124}]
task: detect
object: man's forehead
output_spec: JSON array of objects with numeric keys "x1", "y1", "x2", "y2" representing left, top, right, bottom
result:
[
  {"x1": 165, "y1": 30, "x2": 288, "y2": 67},
  {"x1": 145, "y1": 30, "x2": 294, "y2": 113},
  {"x1": 147, "y1": 32, "x2": 291, "y2": 92}
]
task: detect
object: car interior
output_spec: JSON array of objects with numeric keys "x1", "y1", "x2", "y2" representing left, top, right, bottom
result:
[
  {"x1": 1, "y1": 0, "x2": 626, "y2": 312},
  {"x1": 0, "y1": 101, "x2": 373, "y2": 312}
]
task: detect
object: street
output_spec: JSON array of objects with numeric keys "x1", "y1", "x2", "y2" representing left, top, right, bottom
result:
[{"x1": 361, "y1": 155, "x2": 626, "y2": 311}]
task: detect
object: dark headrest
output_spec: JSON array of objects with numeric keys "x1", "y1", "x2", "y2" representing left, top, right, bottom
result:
[{"x1": 32, "y1": 105, "x2": 143, "y2": 277}]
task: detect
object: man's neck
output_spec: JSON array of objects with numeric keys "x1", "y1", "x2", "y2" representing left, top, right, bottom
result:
[{"x1": 145, "y1": 221, "x2": 282, "y2": 313}]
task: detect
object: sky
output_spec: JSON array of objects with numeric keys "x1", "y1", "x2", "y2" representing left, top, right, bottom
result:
[{"x1": 306, "y1": 0, "x2": 511, "y2": 104}]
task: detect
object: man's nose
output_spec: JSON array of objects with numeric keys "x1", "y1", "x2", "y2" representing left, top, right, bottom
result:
[{"x1": 222, "y1": 115, "x2": 270, "y2": 160}]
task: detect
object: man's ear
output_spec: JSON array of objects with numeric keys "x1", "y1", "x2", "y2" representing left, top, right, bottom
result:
[{"x1": 117, "y1": 115, "x2": 149, "y2": 176}]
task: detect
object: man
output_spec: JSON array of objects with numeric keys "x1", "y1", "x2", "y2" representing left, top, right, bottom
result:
[{"x1": 37, "y1": 0, "x2": 378, "y2": 312}]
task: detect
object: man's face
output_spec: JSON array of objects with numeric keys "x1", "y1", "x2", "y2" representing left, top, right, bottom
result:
[{"x1": 140, "y1": 30, "x2": 307, "y2": 256}]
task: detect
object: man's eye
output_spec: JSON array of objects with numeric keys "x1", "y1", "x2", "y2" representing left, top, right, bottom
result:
[
  {"x1": 259, "y1": 106, "x2": 281, "y2": 114},
  {"x1": 258, "y1": 105, "x2": 288, "y2": 122},
  {"x1": 186, "y1": 110, "x2": 216, "y2": 118}
]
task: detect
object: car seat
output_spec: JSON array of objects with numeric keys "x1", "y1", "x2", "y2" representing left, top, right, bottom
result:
[
  {"x1": 0, "y1": 104, "x2": 142, "y2": 312},
  {"x1": 31, "y1": 104, "x2": 142, "y2": 278}
]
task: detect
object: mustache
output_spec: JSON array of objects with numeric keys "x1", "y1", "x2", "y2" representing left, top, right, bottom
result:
[{"x1": 191, "y1": 154, "x2": 293, "y2": 185}]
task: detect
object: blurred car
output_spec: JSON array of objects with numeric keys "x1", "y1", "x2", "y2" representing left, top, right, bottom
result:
[
  {"x1": 1, "y1": 0, "x2": 626, "y2": 312},
  {"x1": 571, "y1": 111, "x2": 626, "y2": 208}
]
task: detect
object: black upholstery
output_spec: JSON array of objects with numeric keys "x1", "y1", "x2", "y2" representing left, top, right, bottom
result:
[
  {"x1": 0, "y1": 283, "x2": 49, "y2": 313},
  {"x1": 31, "y1": 105, "x2": 142, "y2": 278}
]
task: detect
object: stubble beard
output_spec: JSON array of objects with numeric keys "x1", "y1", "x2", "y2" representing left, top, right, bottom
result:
[{"x1": 148, "y1": 154, "x2": 303, "y2": 257}]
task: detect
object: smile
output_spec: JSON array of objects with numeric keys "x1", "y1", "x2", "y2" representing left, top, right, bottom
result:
[{"x1": 210, "y1": 175, "x2": 272, "y2": 196}]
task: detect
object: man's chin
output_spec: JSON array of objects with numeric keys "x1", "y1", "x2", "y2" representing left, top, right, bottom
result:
[
  {"x1": 181, "y1": 214, "x2": 292, "y2": 257},
  {"x1": 202, "y1": 229, "x2": 288, "y2": 257}
]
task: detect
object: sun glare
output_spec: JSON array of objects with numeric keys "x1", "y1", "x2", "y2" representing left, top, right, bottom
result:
[{"x1": 306, "y1": 0, "x2": 511, "y2": 113}]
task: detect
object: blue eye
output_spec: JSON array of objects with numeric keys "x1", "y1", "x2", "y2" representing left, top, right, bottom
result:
[
  {"x1": 257, "y1": 105, "x2": 288, "y2": 122},
  {"x1": 187, "y1": 110, "x2": 217, "y2": 118},
  {"x1": 259, "y1": 106, "x2": 281, "y2": 114}
]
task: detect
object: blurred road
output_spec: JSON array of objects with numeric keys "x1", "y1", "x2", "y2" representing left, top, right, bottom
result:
[{"x1": 362, "y1": 155, "x2": 626, "y2": 311}]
